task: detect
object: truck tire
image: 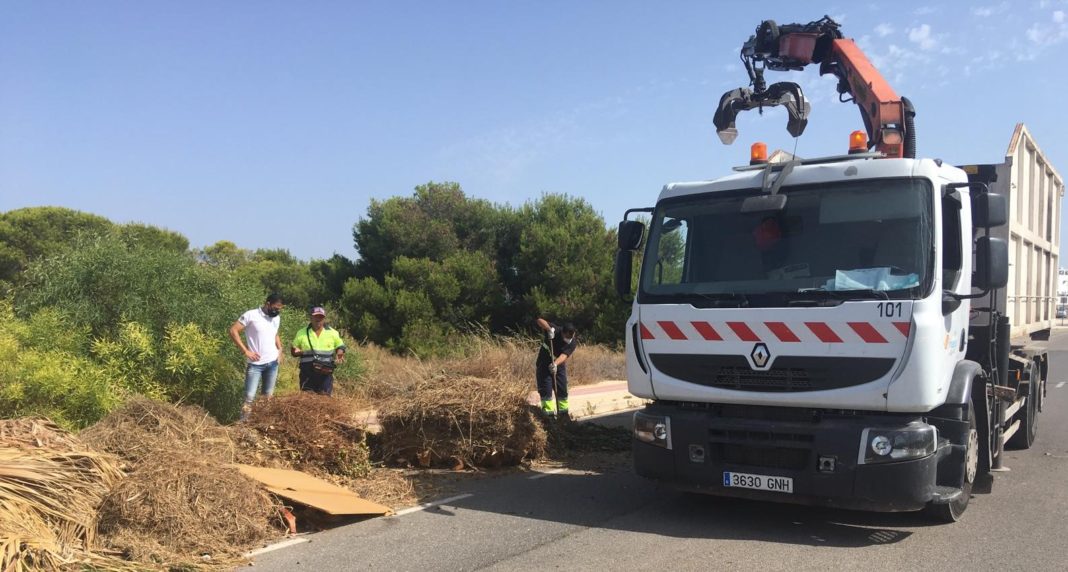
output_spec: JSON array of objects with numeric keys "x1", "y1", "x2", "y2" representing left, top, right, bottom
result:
[
  {"x1": 1006, "y1": 360, "x2": 1039, "y2": 450},
  {"x1": 925, "y1": 398, "x2": 978, "y2": 523}
]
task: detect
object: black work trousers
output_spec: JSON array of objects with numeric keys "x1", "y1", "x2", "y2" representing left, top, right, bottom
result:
[
  {"x1": 535, "y1": 363, "x2": 568, "y2": 402},
  {"x1": 299, "y1": 363, "x2": 334, "y2": 396}
]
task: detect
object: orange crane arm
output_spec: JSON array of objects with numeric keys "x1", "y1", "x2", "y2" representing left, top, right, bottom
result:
[{"x1": 713, "y1": 16, "x2": 916, "y2": 158}]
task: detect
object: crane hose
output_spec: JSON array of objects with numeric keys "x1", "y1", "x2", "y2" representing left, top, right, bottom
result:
[{"x1": 902, "y1": 96, "x2": 917, "y2": 159}]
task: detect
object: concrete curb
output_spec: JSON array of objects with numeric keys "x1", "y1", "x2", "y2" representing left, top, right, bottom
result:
[
  {"x1": 353, "y1": 379, "x2": 645, "y2": 430},
  {"x1": 526, "y1": 379, "x2": 649, "y2": 420}
]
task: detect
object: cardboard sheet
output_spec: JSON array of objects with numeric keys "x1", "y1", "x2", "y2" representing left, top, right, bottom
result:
[{"x1": 234, "y1": 464, "x2": 393, "y2": 516}]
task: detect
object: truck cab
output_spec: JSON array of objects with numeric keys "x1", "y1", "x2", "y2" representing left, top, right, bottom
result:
[{"x1": 616, "y1": 149, "x2": 1027, "y2": 520}]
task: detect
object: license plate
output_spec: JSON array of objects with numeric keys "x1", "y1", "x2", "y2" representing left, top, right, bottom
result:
[{"x1": 723, "y1": 471, "x2": 793, "y2": 493}]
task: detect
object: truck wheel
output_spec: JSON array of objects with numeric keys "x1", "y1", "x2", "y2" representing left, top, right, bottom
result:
[
  {"x1": 925, "y1": 398, "x2": 978, "y2": 523},
  {"x1": 1006, "y1": 361, "x2": 1039, "y2": 450}
]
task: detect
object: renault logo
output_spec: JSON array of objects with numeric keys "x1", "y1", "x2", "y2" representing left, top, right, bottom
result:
[{"x1": 750, "y1": 343, "x2": 771, "y2": 368}]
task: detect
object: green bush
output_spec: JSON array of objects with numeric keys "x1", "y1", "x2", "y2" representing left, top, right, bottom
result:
[
  {"x1": 16, "y1": 232, "x2": 262, "y2": 339},
  {"x1": 0, "y1": 211, "x2": 371, "y2": 426},
  {"x1": 90, "y1": 321, "x2": 243, "y2": 408},
  {"x1": 344, "y1": 185, "x2": 629, "y2": 352},
  {"x1": 0, "y1": 207, "x2": 113, "y2": 285},
  {"x1": 0, "y1": 302, "x2": 123, "y2": 429},
  {"x1": 514, "y1": 194, "x2": 628, "y2": 343},
  {"x1": 0, "y1": 301, "x2": 257, "y2": 427},
  {"x1": 200, "y1": 241, "x2": 337, "y2": 312}
]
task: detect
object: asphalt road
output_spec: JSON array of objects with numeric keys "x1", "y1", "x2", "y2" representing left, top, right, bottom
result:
[{"x1": 249, "y1": 332, "x2": 1068, "y2": 571}]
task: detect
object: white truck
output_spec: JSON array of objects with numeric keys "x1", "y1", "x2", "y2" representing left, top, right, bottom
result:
[{"x1": 615, "y1": 17, "x2": 1063, "y2": 521}]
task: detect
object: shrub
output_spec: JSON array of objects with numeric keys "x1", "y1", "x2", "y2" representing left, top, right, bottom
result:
[
  {"x1": 15, "y1": 232, "x2": 262, "y2": 340},
  {"x1": 0, "y1": 302, "x2": 123, "y2": 429}
]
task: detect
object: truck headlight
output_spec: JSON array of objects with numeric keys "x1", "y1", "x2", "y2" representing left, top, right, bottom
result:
[
  {"x1": 634, "y1": 411, "x2": 672, "y2": 449},
  {"x1": 859, "y1": 424, "x2": 936, "y2": 464}
]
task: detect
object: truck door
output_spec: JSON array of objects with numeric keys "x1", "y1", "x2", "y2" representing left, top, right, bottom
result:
[{"x1": 942, "y1": 185, "x2": 972, "y2": 361}]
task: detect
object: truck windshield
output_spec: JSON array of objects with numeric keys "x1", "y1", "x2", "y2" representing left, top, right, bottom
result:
[{"x1": 639, "y1": 178, "x2": 933, "y2": 302}]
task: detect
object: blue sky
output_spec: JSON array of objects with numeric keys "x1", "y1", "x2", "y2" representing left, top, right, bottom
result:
[{"x1": 3, "y1": 1, "x2": 1067, "y2": 261}]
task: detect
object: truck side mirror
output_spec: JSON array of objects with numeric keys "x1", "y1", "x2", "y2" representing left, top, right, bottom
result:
[
  {"x1": 615, "y1": 250, "x2": 634, "y2": 298},
  {"x1": 973, "y1": 192, "x2": 1007, "y2": 228},
  {"x1": 618, "y1": 220, "x2": 645, "y2": 251},
  {"x1": 974, "y1": 236, "x2": 1008, "y2": 290}
]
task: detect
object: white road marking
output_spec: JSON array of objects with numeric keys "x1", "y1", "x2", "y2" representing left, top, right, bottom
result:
[
  {"x1": 247, "y1": 537, "x2": 310, "y2": 557},
  {"x1": 528, "y1": 468, "x2": 567, "y2": 480},
  {"x1": 525, "y1": 467, "x2": 568, "y2": 480},
  {"x1": 1057, "y1": 382, "x2": 1065, "y2": 389},
  {"x1": 394, "y1": 493, "x2": 474, "y2": 516}
]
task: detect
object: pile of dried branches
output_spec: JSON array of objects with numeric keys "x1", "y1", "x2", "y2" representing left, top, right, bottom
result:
[
  {"x1": 80, "y1": 397, "x2": 235, "y2": 466},
  {"x1": 243, "y1": 393, "x2": 370, "y2": 478},
  {"x1": 377, "y1": 375, "x2": 547, "y2": 469},
  {"x1": 81, "y1": 398, "x2": 280, "y2": 566},
  {"x1": 0, "y1": 418, "x2": 125, "y2": 572},
  {"x1": 96, "y1": 447, "x2": 277, "y2": 565}
]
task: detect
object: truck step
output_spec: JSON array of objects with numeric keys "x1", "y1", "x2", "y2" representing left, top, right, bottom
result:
[
  {"x1": 1003, "y1": 396, "x2": 1026, "y2": 420},
  {"x1": 988, "y1": 385, "x2": 1017, "y2": 400},
  {"x1": 1001, "y1": 419, "x2": 1021, "y2": 444},
  {"x1": 929, "y1": 486, "x2": 963, "y2": 505}
]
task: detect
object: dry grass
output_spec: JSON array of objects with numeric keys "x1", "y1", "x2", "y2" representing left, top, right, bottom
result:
[
  {"x1": 82, "y1": 398, "x2": 282, "y2": 567},
  {"x1": 230, "y1": 397, "x2": 423, "y2": 512},
  {"x1": 564, "y1": 343, "x2": 626, "y2": 385},
  {"x1": 0, "y1": 418, "x2": 87, "y2": 452},
  {"x1": 376, "y1": 373, "x2": 547, "y2": 470},
  {"x1": 346, "y1": 334, "x2": 623, "y2": 471},
  {"x1": 242, "y1": 393, "x2": 371, "y2": 478},
  {"x1": 349, "y1": 334, "x2": 624, "y2": 402},
  {"x1": 0, "y1": 334, "x2": 621, "y2": 568},
  {"x1": 0, "y1": 419, "x2": 128, "y2": 572},
  {"x1": 80, "y1": 397, "x2": 237, "y2": 466},
  {"x1": 96, "y1": 448, "x2": 278, "y2": 567},
  {"x1": 343, "y1": 343, "x2": 433, "y2": 402},
  {"x1": 321, "y1": 467, "x2": 420, "y2": 510}
]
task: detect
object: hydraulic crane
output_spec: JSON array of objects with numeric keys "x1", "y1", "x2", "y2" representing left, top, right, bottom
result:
[{"x1": 713, "y1": 16, "x2": 916, "y2": 158}]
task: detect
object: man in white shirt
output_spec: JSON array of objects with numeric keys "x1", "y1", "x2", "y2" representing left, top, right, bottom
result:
[{"x1": 228, "y1": 293, "x2": 284, "y2": 420}]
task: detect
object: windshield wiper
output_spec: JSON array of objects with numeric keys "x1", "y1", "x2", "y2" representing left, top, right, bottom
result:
[
  {"x1": 786, "y1": 289, "x2": 889, "y2": 306},
  {"x1": 691, "y1": 292, "x2": 751, "y2": 308}
]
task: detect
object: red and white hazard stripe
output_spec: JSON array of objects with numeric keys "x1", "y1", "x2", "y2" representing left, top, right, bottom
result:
[{"x1": 640, "y1": 320, "x2": 909, "y2": 344}]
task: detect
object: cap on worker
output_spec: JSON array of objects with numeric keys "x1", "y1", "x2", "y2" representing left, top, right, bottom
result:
[{"x1": 311, "y1": 306, "x2": 326, "y2": 316}]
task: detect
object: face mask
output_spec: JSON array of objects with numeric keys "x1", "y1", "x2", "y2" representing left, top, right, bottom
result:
[
  {"x1": 563, "y1": 336, "x2": 574, "y2": 344},
  {"x1": 265, "y1": 307, "x2": 280, "y2": 318}
]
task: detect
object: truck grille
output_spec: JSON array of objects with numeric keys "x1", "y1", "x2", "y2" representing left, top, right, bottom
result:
[
  {"x1": 649, "y1": 354, "x2": 895, "y2": 392},
  {"x1": 712, "y1": 366, "x2": 812, "y2": 391},
  {"x1": 713, "y1": 444, "x2": 811, "y2": 470},
  {"x1": 709, "y1": 428, "x2": 813, "y2": 470}
]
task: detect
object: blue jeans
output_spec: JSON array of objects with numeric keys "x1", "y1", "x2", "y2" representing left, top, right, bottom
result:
[{"x1": 244, "y1": 361, "x2": 279, "y2": 403}]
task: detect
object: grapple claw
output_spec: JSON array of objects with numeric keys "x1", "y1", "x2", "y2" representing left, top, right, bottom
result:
[
  {"x1": 713, "y1": 88, "x2": 752, "y2": 144},
  {"x1": 712, "y1": 82, "x2": 810, "y2": 144}
]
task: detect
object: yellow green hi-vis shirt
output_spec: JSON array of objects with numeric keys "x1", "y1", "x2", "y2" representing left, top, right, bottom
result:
[{"x1": 292, "y1": 325, "x2": 346, "y2": 364}]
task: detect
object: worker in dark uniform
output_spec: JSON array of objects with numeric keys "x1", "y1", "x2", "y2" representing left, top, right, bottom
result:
[{"x1": 535, "y1": 317, "x2": 578, "y2": 418}]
